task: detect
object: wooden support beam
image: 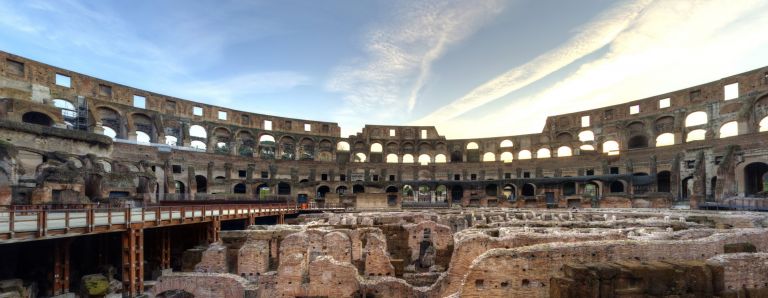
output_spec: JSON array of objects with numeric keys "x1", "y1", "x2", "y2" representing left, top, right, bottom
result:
[
  {"x1": 160, "y1": 229, "x2": 171, "y2": 269},
  {"x1": 122, "y1": 227, "x2": 144, "y2": 297},
  {"x1": 51, "y1": 238, "x2": 71, "y2": 296},
  {"x1": 207, "y1": 216, "x2": 221, "y2": 243}
]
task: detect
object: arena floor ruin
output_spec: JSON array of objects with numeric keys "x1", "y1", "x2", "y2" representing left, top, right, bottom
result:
[{"x1": 1, "y1": 51, "x2": 768, "y2": 297}]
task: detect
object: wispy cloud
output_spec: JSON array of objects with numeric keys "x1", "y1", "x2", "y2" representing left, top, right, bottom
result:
[
  {"x1": 169, "y1": 71, "x2": 310, "y2": 106},
  {"x1": 413, "y1": 0, "x2": 653, "y2": 125},
  {"x1": 326, "y1": 0, "x2": 505, "y2": 135},
  {"x1": 430, "y1": 0, "x2": 768, "y2": 139},
  {"x1": 0, "y1": 0, "x2": 301, "y2": 106}
]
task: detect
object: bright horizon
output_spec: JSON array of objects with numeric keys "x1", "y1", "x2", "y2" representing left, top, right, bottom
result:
[{"x1": 1, "y1": 0, "x2": 767, "y2": 138}]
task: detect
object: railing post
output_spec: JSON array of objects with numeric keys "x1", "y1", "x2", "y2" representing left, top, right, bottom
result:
[
  {"x1": 125, "y1": 208, "x2": 131, "y2": 226},
  {"x1": 8, "y1": 211, "x2": 15, "y2": 238},
  {"x1": 107, "y1": 208, "x2": 112, "y2": 228},
  {"x1": 64, "y1": 210, "x2": 70, "y2": 233},
  {"x1": 155, "y1": 208, "x2": 161, "y2": 225},
  {"x1": 37, "y1": 210, "x2": 47, "y2": 237}
]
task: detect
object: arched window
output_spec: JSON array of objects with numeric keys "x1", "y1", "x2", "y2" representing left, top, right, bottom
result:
[
  {"x1": 370, "y1": 143, "x2": 383, "y2": 153},
  {"x1": 336, "y1": 141, "x2": 350, "y2": 151},
  {"x1": 655, "y1": 133, "x2": 674, "y2": 147},
  {"x1": 136, "y1": 131, "x2": 151, "y2": 143},
  {"x1": 500, "y1": 140, "x2": 513, "y2": 148},
  {"x1": 354, "y1": 152, "x2": 367, "y2": 162},
  {"x1": 189, "y1": 125, "x2": 207, "y2": 138},
  {"x1": 434, "y1": 154, "x2": 447, "y2": 163},
  {"x1": 719, "y1": 121, "x2": 738, "y2": 138},
  {"x1": 760, "y1": 116, "x2": 768, "y2": 132},
  {"x1": 482, "y1": 152, "x2": 495, "y2": 162},
  {"x1": 602, "y1": 141, "x2": 619, "y2": 154},
  {"x1": 578, "y1": 130, "x2": 595, "y2": 142},
  {"x1": 52, "y1": 99, "x2": 77, "y2": 126},
  {"x1": 686, "y1": 129, "x2": 706, "y2": 142},
  {"x1": 386, "y1": 154, "x2": 398, "y2": 163},
  {"x1": 22, "y1": 112, "x2": 53, "y2": 126},
  {"x1": 466, "y1": 142, "x2": 479, "y2": 150},
  {"x1": 518, "y1": 150, "x2": 532, "y2": 160},
  {"x1": 580, "y1": 144, "x2": 595, "y2": 151},
  {"x1": 536, "y1": 148, "x2": 551, "y2": 158},
  {"x1": 418, "y1": 154, "x2": 431, "y2": 165},
  {"x1": 102, "y1": 127, "x2": 117, "y2": 139},
  {"x1": 500, "y1": 152, "x2": 513, "y2": 162},
  {"x1": 522, "y1": 183, "x2": 535, "y2": 196},
  {"x1": 190, "y1": 140, "x2": 207, "y2": 150},
  {"x1": 685, "y1": 111, "x2": 708, "y2": 127},
  {"x1": 557, "y1": 146, "x2": 572, "y2": 157},
  {"x1": 402, "y1": 154, "x2": 414, "y2": 163}
]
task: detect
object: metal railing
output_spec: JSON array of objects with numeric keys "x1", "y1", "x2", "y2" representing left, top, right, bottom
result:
[{"x1": 0, "y1": 203, "x2": 297, "y2": 241}]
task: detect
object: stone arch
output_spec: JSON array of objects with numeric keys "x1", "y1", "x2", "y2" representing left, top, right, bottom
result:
[
  {"x1": 418, "y1": 142, "x2": 433, "y2": 153},
  {"x1": 500, "y1": 152, "x2": 513, "y2": 162},
  {"x1": 556, "y1": 146, "x2": 572, "y2": 157},
  {"x1": 500, "y1": 139, "x2": 513, "y2": 148},
  {"x1": 522, "y1": 183, "x2": 536, "y2": 196},
  {"x1": 578, "y1": 130, "x2": 595, "y2": 142},
  {"x1": 259, "y1": 134, "x2": 276, "y2": 160},
  {"x1": 386, "y1": 153, "x2": 399, "y2": 163},
  {"x1": 654, "y1": 116, "x2": 675, "y2": 133},
  {"x1": 602, "y1": 141, "x2": 620, "y2": 154},
  {"x1": 353, "y1": 184, "x2": 365, "y2": 194},
  {"x1": 195, "y1": 175, "x2": 207, "y2": 193},
  {"x1": 482, "y1": 152, "x2": 495, "y2": 162},
  {"x1": 22, "y1": 111, "x2": 53, "y2": 126},
  {"x1": 336, "y1": 141, "x2": 350, "y2": 151},
  {"x1": 402, "y1": 154, "x2": 414, "y2": 163},
  {"x1": 536, "y1": 148, "x2": 551, "y2": 158},
  {"x1": 152, "y1": 274, "x2": 249, "y2": 298},
  {"x1": 627, "y1": 135, "x2": 648, "y2": 149},
  {"x1": 370, "y1": 143, "x2": 383, "y2": 153},
  {"x1": 386, "y1": 142, "x2": 399, "y2": 153},
  {"x1": 719, "y1": 121, "x2": 738, "y2": 138},
  {"x1": 299, "y1": 137, "x2": 316, "y2": 160},
  {"x1": 317, "y1": 185, "x2": 331, "y2": 198},
  {"x1": 745, "y1": 162, "x2": 768, "y2": 196},
  {"x1": 434, "y1": 154, "x2": 447, "y2": 163},
  {"x1": 655, "y1": 133, "x2": 674, "y2": 147},
  {"x1": 685, "y1": 111, "x2": 708, "y2": 127},
  {"x1": 418, "y1": 154, "x2": 431, "y2": 165},
  {"x1": 518, "y1": 150, "x2": 532, "y2": 160},
  {"x1": 353, "y1": 152, "x2": 367, "y2": 163},
  {"x1": 555, "y1": 132, "x2": 573, "y2": 143},
  {"x1": 609, "y1": 180, "x2": 625, "y2": 193},
  {"x1": 759, "y1": 116, "x2": 768, "y2": 132},
  {"x1": 131, "y1": 113, "x2": 157, "y2": 143},
  {"x1": 96, "y1": 106, "x2": 124, "y2": 138},
  {"x1": 277, "y1": 182, "x2": 291, "y2": 195},
  {"x1": 279, "y1": 135, "x2": 296, "y2": 160},
  {"x1": 233, "y1": 183, "x2": 246, "y2": 194},
  {"x1": 502, "y1": 184, "x2": 516, "y2": 200}
]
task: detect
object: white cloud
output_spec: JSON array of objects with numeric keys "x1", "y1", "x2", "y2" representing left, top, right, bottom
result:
[
  {"x1": 413, "y1": 0, "x2": 653, "y2": 125},
  {"x1": 428, "y1": 0, "x2": 768, "y2": 139},
  {"x1": 327, "y1": 0, "x2": 505, "y2": 135}
]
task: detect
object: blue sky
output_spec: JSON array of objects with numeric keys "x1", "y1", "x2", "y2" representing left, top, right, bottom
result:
[{"x1": 1, "y1": 0, "x2": 767, "y2": 138}]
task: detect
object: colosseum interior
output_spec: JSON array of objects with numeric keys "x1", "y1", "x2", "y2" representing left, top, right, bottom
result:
[{"x1": 1, "y1": 49, "x2": 768, "y2": 298}]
